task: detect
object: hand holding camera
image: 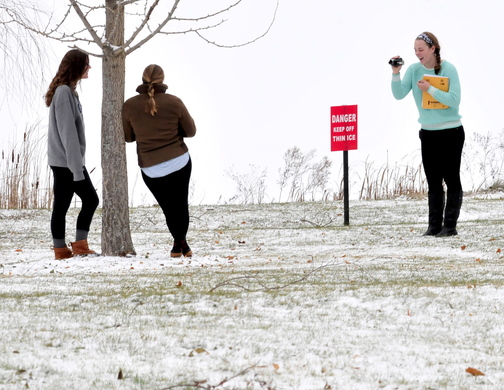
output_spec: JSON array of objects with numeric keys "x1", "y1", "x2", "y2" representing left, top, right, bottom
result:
[
  {"x1": 389, "y1": 56, "x2": 404, "y2": 74},
  {"x1": 388, "y1": 57, "x2": 404, "y2": 67}
]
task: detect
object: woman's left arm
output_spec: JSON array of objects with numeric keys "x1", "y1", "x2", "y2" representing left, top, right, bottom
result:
[{"x1": 428, "y1": 63, "x2": 461, "y2": 108}]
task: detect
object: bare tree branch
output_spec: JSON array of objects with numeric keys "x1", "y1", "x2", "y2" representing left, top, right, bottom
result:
[
  {"x1": 69, "y1": 0, "x2": 104, "y2": 50},
  {"x1": 0, "y1": 0, "x2": 51, "y2": 105},
  {"x1": 160, "y1": 362, "x2": 261, "y2": 389},
  {"x1": 122, "y1": 0, "x2": 161, "y2": 53},
  {"x1": 156, "y1": 19, "x2": 227, "y2": 37},
  {"x1": 41, "y1": 3, "x2": 73, "y2": 38},
  {"x1": 123, "y1": 0, "x2": 180, "y2": 55},
  {"x1": 4, "y1": 0, "x2": 279, "y2": 56},
  {"x1": 195, "y1": 0, "x2": 279, "y2": 48},
  {"x1": 209, "y1": 263, "x2": 337, "y2": 293},
  {"x1": 120, "y1": 0, "x2": 140, "y2": 5},
  {"x1": 171, "y1": 0, "x2": 243, "y2": 22}
]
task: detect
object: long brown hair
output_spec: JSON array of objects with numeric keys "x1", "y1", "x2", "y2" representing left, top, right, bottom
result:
[
  {"x1": 142, "y1": 64, "x2": 165, "y2": 116},
  {"x1": 416, "y1": 31, "x2": 441, "y2": 75},
  {"x1": 44, "y1": 49, "x2": 89, "y2": 107}
]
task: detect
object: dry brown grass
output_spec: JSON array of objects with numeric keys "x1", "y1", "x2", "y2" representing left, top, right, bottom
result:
[
  {"x1": 0, "y1": 123, "x2": 52, "y2": 209},
  {"x1": 358, "y1": 154, "x2": 428, "y2": 200}
]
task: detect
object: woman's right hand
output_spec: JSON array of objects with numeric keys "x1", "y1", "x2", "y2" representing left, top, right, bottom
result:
[{"x1": 390, "y1": 55, "x2": 402, "y2": 74}]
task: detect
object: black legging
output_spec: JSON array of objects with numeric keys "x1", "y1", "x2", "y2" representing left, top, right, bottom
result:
[
  {"x1": 50, "y1": 166, "x2": 99, "y2": 239},
  {"x1": 141, "y1": 158, "x2": 192, "y2": 242},
  {"x1": 420, "y1": 126, "x2": 465, "y2": 194}
]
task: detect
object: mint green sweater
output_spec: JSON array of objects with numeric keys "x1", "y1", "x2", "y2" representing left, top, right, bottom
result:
[{"x1": 391, "y1": 60, "x2": 462, "y2": 130}]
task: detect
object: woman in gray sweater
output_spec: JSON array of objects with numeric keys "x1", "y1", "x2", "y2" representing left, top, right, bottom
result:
[{"x1": 45, "y1": 50, "x2": 99, "y2": 260}]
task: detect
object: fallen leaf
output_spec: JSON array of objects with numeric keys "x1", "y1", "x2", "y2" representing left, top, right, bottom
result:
[
  {"x1": 461, "y1": 245, "x2": 467, "y2": 250},
  {"x1": 189, "y1": 347, "x2": 208, "y2": 357},
  {"x1": 466, "y1": 367, "x2": 484, "y2": 376},
  {"x1": 117, "y1": 368, "x2": 123, "y2": 380},
  {"x1": 176, "y1": 281, "x2": 183, "y2": 287},
  {"x1": 497, "y1": 248, "x2": 502, "y2": 253},
  {"x1": 15, "y1": 249, "x2": 22, "y2": 252},
  {"x1": 273, "y1": 363, "x2": 280, "y2": 370}
]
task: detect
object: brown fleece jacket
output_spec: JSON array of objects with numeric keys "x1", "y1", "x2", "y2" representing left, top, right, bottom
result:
[{"x1": 122, "y1": 83, "x2": 196, "y2": 168}]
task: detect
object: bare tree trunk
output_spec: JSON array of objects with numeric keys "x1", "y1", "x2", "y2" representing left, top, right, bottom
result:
[{"x1": 100, "y1": 0, "x2": 135, "y2": 256}]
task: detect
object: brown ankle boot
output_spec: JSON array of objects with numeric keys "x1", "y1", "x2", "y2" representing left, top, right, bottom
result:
[
  {"x1": 71, "y1": 239, "x2": 97, "y2": 256},
  {"x1": 170, "y1": 239, "x2": 192, "y2": 258},
  {"x1": 53, "y1": 246, "x2": 73, "y2": 260}
]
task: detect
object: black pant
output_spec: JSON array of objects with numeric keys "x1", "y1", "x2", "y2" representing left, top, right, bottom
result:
[
  {"x1": 141, "y1": 158, "x2": 192, "y2": 242},
  {"x1": 419, "y1": 126, "x2": 465, "y2": 194},
  {"x1": 50, "y1": 166, "x2": 99, "y2": 239}
]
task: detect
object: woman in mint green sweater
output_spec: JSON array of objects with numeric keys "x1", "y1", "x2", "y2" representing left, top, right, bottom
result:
[{"x1": 391, "y1": 32, "x2": 464, "y2": 237}]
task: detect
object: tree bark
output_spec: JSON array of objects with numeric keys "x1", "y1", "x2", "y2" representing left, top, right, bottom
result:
[{"x1": 100, "y1": 0, "x2": 135, "y2": 256}]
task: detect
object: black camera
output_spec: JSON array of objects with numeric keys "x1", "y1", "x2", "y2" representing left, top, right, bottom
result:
[{"x1": 388, "y1": 58, "x2": 404, "y2": 66}]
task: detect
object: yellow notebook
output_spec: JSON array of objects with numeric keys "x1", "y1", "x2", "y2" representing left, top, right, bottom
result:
[{"x1": 422, "y1": 74, "x2": 449, "y2": 109}]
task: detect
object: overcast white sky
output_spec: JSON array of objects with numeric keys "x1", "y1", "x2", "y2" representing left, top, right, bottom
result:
[{"x1": 1, "y1": 0, "x2": 503, "y2": 205}]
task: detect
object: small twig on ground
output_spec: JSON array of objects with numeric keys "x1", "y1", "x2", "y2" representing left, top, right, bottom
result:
[
  {"x1": 209, "y1": 263, "x2": 337, "y2": 293},
  {"x1": 300, "y1": 218, "x2": 336, "y2": 228},
  {"x1": 160, "y1": 362, "x2": 260, "y2": 389}
]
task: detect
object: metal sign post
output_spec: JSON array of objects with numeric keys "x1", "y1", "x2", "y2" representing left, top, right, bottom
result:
[{"x1": 343, "y1": 150, "x2": 349, "y2": 225}]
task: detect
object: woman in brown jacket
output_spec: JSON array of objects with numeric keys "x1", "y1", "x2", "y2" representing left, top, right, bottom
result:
[{"x1": 122, "y1": 64, "x2": 196, "y2": 257}]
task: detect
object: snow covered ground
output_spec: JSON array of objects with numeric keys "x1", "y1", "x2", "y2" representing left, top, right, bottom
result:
[{"x1": 1, "y1": 194, "x2": 504, "y2": 389}]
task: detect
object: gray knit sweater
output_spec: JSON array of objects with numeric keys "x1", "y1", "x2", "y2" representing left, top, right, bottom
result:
[{"x1": 47, "y1": 85, "x2": 86, "y2": 181}]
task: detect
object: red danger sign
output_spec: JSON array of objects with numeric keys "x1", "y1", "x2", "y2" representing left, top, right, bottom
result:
[{"x1": 331, "y1": 105, "x2": 358, "y2": 151}]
